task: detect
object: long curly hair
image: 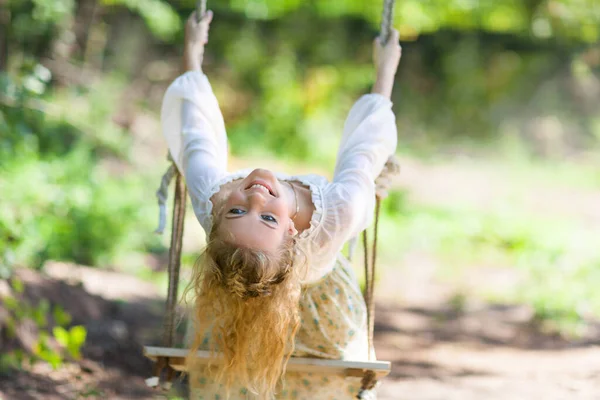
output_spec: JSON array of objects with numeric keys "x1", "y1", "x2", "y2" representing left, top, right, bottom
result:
[{"x1": 185, "y1": 212, "x2": 303, "y2": 398}]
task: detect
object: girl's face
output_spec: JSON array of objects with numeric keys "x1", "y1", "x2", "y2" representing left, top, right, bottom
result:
[{"x1": 219, "y1": 169, "x2": 297, "y2": 251}]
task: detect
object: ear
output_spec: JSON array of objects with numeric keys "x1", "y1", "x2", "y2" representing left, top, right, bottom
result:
[{"x1": 287, "y1": 218, "x2": 298, "y2": 237}]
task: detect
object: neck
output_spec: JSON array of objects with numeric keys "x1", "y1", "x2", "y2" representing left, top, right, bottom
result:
[{"x1": 285, "y1": 181, "x2": 299, "y2": 220}]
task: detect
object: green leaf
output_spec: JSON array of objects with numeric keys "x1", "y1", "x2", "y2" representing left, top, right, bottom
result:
[
  {"x1": 66, "y1": 325, "x2": 87, "y2": 359},
  {"x1": 3, "y1": 295, "x2": 17, "y2": 311},
  {"x1": 68, "y1": 325, "x2": 87, "y2": 347},
  {"x1": 13, "y1": 349, "x2": 24, "y2": 365},
  {"x1": 5, "y1": 315, "x2": 16, "y2": 339},
  {"x1": 38, "y1": 299, "x2": 50, "y2": 314},
  {"x1": 0, "y1": 352, "x2": 19, "y2": 371},
  {"x1": 39, "y1": 349, "x2": 62, "y2": 370},
  {"x1": 53, "y1": 326, "x2": 69, "y2": 348},
  {"x1": 52, "y1": 305, "x2": 72, "y2": 327},
  {"x1": 32, "y1": 339, "x2": 43, "y2": 356},
  {"x1": 11, "y1": 277, "x2": 24, "y2": 294},
  {"x1": 32, "y1": 304, "x2": 48, "y2": 327},
  {"x1": 55, "y1": 325, "x2": 87, "y2": 359}
]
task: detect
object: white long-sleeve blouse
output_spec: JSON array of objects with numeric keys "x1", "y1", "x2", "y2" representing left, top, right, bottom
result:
[{"x1": 161, "y1": 71, "x2": 397, "y2": 284}]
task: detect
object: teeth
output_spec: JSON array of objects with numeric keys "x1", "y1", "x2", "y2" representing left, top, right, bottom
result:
[{"x1": 249, "y1": 184, "x2": 270, "y2": 194}]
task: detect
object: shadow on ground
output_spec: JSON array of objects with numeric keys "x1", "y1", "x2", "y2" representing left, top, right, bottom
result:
[{"x1": 2, "y1": 267, "x2": 599, "y2": 399}]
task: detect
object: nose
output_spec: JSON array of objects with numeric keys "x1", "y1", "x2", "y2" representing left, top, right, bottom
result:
[{"x1": 246, "y1": 190, "x2": 268, "y2": 209}]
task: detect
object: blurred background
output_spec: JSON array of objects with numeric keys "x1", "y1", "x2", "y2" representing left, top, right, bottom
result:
[{"x1": 1, "y1": 0, "x2": 599, "y2": 398}]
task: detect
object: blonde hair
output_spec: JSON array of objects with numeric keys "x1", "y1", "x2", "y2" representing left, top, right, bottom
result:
[{"x1": 185, "y1": 213, "x2": 302, "y2": 398}]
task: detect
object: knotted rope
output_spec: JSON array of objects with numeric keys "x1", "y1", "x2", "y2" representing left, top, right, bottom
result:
[
  {"x1": 357, "y1": 155, "x2": 399, "y2": 399},
  {"x1": 151, "y1": 162, "x2": 187, "y2": 386},
  {"x1": 154, "y1": 160, "x2": 176, "y2": 234}
]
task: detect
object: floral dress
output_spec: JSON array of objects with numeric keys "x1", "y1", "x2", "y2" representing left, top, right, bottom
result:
[{"x1": 161, "y1": 71, "x2": 397, "y2": 399}]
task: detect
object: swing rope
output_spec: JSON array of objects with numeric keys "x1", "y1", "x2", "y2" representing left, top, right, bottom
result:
[
  {"x1": 357, "y1": 1, "x2": 397, "y2": 398},
  {"x1": 152, "y1": 0, "x2": 398, "y2": 393},
  {"x1": 150, "y1": 0, "x2": 206, "y2": 384},
  {"x1": 196, "y1": 0, "x2": 206, "y2": 22},
  {"x1": 379, "y1": 0, "x2": 396, "y2": 45}
]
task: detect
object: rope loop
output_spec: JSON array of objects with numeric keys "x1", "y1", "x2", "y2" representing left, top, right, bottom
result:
[
  {"x1": 357, "y1": 370, "x2": 378, "y2": 399},
  {"x1": 155, "y1": 163, "x2": 177, "y2": 234},
  {"x1": 379, "y1": 0, "x2": 396, "y2": 45}
]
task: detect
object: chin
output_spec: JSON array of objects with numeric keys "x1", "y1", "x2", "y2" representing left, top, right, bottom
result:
[
  {"x1": 249, "y1": 168, "x2": 275, "y2": 180},
  {"x1": 244, "y1": 168, "x2": 279, "y2": 192}
]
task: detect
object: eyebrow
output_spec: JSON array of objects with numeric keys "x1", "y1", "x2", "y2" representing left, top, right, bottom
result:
[{"x1": 224, "y1": 214, "x2": 277, "y2": 230}]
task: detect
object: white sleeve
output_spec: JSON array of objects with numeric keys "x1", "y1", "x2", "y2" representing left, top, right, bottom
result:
[
  {"x1": 161, "y1": 71, "x2": 228, "y2": 233},
  {"x1": 330, "y1": 93, "x2": 397, "y2": 240},
  {"x1": 301, "y1": 94, "x2": 397, "y2": 283}
]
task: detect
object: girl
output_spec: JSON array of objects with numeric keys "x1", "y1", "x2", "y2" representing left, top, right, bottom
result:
[{"x1": 162, "y1": 10, "x2": 401, "y2": 400}]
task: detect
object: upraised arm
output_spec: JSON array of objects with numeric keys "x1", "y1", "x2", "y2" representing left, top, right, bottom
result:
[
  {"x1": 183, "y1": 10, "x2": 213, "y2": 72},
  {"x1": 327, "y1": 32, "x2": 401, "y2": 242},
  {"x1": 161, "y1": 10, "x2": 228, "y2": 233},
  {"x1": 371, "y1": 29, "x2": 402, "y2": 99}
]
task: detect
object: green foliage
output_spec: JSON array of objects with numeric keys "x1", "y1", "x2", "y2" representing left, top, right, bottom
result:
[
  {"x1": 2, "y1": 0, "x2": 598, "y2": 344},
  {"x1": 1, "y1": 139, "x2": 157, "y2": 271},
  {"x1": 199, "y1": 0, "x2": 599, "y2": 42},
  {"x1": 53, "y1": 304, "x2": 73, "y2": 327},
  {"x1": 101, "y1": 0, "x2": 181, "y2": 40},
  {"x1": 378, "y1": 179, "x2": 600, "y2": 334},
  {"x1": 30, "y1": 0, "x2": 75, "y2": 24},
  {"x1": 0, "y1": 69, "x2": 160, "y2": 274},
  {"x1": 0, "y1": 279, "x2": 86, "y2": 372},
  {"x1": 0, "y1": 65, "x2": 76, "y2": 161},
  {"x1": 33, "y1": 332, "x2": 63, "y2": 369},
  {"x1": 193, "y1": 7, "x2": 597, "y2": 161},
  {"x1": 7, "y1": 0, "x2": 74, "y2": 51},
  {"x1": 53, "y1": 325, "x2": 87, "y2": 360}
]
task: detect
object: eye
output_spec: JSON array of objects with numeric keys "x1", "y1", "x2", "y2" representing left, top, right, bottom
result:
[
  {"x1": 228, "y1": 208, "x2": 246, "y2": 215},
  {"x1": 261, "y1": 214, "x2": 278, "y2": 224}
]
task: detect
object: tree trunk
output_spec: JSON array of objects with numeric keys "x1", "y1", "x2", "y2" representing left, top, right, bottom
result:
[{"x1": 0, "y1": 0, "x2": 10, "y2": 71}]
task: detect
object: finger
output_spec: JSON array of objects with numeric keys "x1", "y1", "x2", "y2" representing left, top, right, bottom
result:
[
  {"x1": 189, "y1": 11, "x2": 198, "y2": 25},
  {"x1": 203, "y1": 9, "x2": 213, "y2": 24},
  {"x1": 188, "y1": 11, "x2": 197, "y2": 27},
  {"x1": 390, "y1": 28, "x2": 400, "y2": 43}
]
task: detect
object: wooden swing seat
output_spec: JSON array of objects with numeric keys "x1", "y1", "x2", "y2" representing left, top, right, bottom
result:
[{"x1": 144, "y1": 346, "x2": 391, "y2": 379}]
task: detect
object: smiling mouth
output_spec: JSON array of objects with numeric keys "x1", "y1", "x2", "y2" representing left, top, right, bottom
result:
[{"x1": 245, "y1": 181, "x2": 275, "y2": 196}]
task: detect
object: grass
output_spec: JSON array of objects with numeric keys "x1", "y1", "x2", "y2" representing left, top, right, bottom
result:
[{"x1": 374, "y1": 161, "x2": 600, "y2": 335}]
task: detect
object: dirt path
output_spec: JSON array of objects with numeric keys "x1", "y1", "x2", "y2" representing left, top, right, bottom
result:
[
  {"x1": 378, "y1": 345, "x2": 600, "y2": 399},
  {"x1": 374, "y1": 303, "x2": 600, "y2": 399},
  {"x1": 2, "y1": 263, "x2": 600, "y2": 399}
]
